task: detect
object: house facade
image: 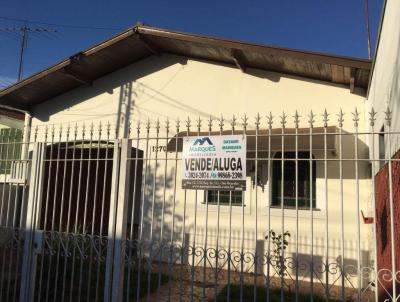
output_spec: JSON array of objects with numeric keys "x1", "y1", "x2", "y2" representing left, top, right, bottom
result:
[{"x1": 0, "y1": 15, "x2": 396, "y2": 302}]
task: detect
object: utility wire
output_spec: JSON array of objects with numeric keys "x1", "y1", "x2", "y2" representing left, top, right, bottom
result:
[
  {"x1": 0, "y1": 26, "x2": 58, "y2": 80},
  {"x1": 0, "y1": 16, "x2": 123, "y2": 31},
  {"x1": 364, "y1": 0, "x2": 372, "y2": 60},
  {"x1": 0, "y1": 16, "x2": 124, "y2": 84}
]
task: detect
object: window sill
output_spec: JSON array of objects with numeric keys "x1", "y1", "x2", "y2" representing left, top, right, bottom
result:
[
  {"x1": 198, "y1": 202, "x2": 250, "y2": 214},
  {"x1": 201, "y1": 202, "x2": 246, "y2": 207},
  {"x1": 266, "y1": 207, "x2": 325, "y2": 219},
  {"x1": 269, "y1": 206, "x2": 320, "y2": 211}
]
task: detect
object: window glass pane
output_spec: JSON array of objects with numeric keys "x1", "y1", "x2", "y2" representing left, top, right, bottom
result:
[
  {"x1": 0, "y1": 128, "x2": 23, "y2": 174},
  {"x1": 271, "y1": 152, "x2": 316, "y2": 209},
  {"x1": 207, "y1": 190, "x2": 242, "y2": 205}
]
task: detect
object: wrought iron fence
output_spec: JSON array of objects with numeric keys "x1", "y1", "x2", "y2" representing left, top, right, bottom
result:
[{"x1": 0, "y1": 108, "x2": 399, "y2": 302}]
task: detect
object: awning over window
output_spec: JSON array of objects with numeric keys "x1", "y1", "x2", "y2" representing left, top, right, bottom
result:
[{"x1": 167, "y1": 126, "x2": 337, "y2": 153}]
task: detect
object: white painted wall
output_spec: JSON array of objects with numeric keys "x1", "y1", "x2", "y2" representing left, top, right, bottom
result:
[
  {"x1": 30, "y1": 54, "x2": 373, "y2": 285},
  {"x1": 367, "y1": 0, "x2": 400, "y2": 170},
  {"x1": 31, "y1": 54, "x2": 367, "y2": 132}
]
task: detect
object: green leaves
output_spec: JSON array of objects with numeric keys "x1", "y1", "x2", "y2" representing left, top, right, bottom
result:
[{"x1": 265, "y1": 229, "x2": 291, "y2": 277}]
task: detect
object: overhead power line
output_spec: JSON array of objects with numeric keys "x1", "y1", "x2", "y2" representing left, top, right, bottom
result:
[
  {"x1": 363, "y1": 0, "x2": 372, "y2": 60},
  {"x1": 1, "y1": 25, "x2": 58, "y2": 81},
  {"x1": 0, "y1": 16, "x2": 123, "y2": 31}
]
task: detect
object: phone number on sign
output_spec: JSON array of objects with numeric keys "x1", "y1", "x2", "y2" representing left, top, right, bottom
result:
[{"x1": 186, "y1": 171, "x2": 243, "y2": 179}]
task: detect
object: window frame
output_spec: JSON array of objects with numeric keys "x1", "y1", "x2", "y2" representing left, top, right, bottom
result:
[
  {"x1": 0, "y1": 127, "x2": 23, "y2": 175},
  {"x1": 270, "y1": 151, "x2": 317, "y2": 210},
  {"x1": 204, "y1": 190, "x2": 244, "y2": 206}
]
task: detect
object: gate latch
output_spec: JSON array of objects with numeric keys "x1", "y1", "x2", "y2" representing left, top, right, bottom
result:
[{"x1": 33, "y1": 230, "x2": 44, "y2": 254}]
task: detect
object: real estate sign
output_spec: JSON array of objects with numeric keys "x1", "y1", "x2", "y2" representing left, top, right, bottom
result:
[{"x1": 182, "y1": 135, "x2": 246, "y2": 190}]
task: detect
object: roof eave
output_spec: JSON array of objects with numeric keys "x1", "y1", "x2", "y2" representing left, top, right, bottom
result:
[{"x1": 0, "y1": 25, "x2": 372, "y2": 111}]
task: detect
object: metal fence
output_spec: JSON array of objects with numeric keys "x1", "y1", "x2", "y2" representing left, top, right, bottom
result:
[{"x1": 0, "y1": 108, "x2": 399, "y2": 302}]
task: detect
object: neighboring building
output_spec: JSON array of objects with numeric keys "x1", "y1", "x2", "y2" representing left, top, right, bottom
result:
[
  {"x1": 366, "y1": 0, "x2": 400, "y2": 300},
  {"x1": 0, "y1": 108, "x2": 24, "y2": 225},
  {"x1": 0, "y1": 107, "x2": 24, "y2": 130},
  {"x1": 0, "y1": 21, "x2": 392, "y2": 301},
  {"x1": 0, "y1": 107, "x2": 24, "y2": 168}
]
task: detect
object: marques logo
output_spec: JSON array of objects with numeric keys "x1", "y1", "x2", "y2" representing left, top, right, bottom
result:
[
  {"x1": 193, "y1": 137, "x2": 213, "y2": 146},
  {"x1": 190, "y1": 137, "x2": 216, "y2": 152}
]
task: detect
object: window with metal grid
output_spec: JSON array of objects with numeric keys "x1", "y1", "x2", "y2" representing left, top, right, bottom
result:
[
  {"x1": 206, "y1": 190, "x2": 243, "y2": 205},
  {"x1": 271, "y1": 151, "x2": 316, "y2": 209}
]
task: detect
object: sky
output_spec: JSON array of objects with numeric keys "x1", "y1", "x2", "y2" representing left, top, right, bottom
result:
[{"x1": 0, "y1": 0, "x2": 383, "y2": 88}]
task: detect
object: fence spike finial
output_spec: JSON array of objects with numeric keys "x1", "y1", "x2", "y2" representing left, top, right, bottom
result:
[
  {"x1": 146, "y1": 119, "x2": 151, "y2": 133},
  {"x1": 293, "y1": 110, "x2": 300, "y2": 128},
  {"x1": 207, "y1": 115, "x2": 213, "y2": 132},
  {"x1": 136, "y1": 119, "x2": 141, "y2": 134},
  {"x1": 219, "y1": 115, "x2": 224, "y2": 132},
  {"x1": 90, "y1": 121, "x2": 94, "y2": 137},
  {"x1": 74, "y1": 123, "x2": 78, "y2": 139},
  {"x1": 155, "y1": 118, "x2": 160, "y2": 133},
  {"x1": 255, "y1": 113, "x2": 261, "y2": 130},
  {"x1": 368, "y1": 107, "x2": 377, "y2": 127},
  {"x1": 33, "y1": 126, "x2": 38, "y2": 142},
  {"x1": 63, "y1": 124, "x2": 68, "y2": 140},
  {"x1": 185, "y1": 116, "x2": 191, "y2": 131},
  {"x1": 337, "y1": 109, "x2": 344, "y2": 128},
  {"x1": 106, "y1": 121, "x2": 111, "y2": 138},
  {"x1": 266, "y1": 112, "x2": 274, "y2": 129},
  {"x1": 322, "y1": 109, "x2": 329, "y2": 127},
  {"x1": 308, "y1": 110, "x2": 315, "y2": 128},
  {"x1": 165, "y1": 118, "x2": 170, "y2": 133},
  {"x1": 280, "y1": 111, "x2": 287, "y2": 128},
  {"x1": 197, "y1": 116, "x2": 202, "y2": 132},
  {"x1": 241, "y1": 114, "x2": 248, "y2": 131},
  {"x1": 97, "y1": 121, "x2": 102, "y2": 138},
  {"x1": 231, "y1": 115, "x2": 237, "y2": 131},
  {"x1": 352, "y1": 107, "x2": 360, "y2": 128},
  {"x1": 114, "y1": 122, "x2": 118, "y2": 138},
  {"x1": 51, "y1": 124, "x2": 55, "y2": 139},
  {"x1": 128, "y1": 120, "x2": 132, "y2": 136},
  {"x1": 385, "y1": 106, "x2": 392, "y2": 127},
  {"x1": 44, "y1": 125, "x2": 48, "y2": 141}
]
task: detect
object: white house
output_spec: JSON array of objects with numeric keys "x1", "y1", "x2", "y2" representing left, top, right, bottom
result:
[{"x1": 0, "y1": 15, "x2": 395, "y2": 302}]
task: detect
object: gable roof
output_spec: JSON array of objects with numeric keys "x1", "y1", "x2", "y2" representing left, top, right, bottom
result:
[{"x1": 0, "y1": 24, "x2": 371, "y2": 111}]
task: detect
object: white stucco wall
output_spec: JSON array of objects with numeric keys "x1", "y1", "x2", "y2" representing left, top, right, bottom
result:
[
  {"x1": 367, "y1": 0, "x2": 400, "y2": 169},
  {"x1": 32, "y1": 54, "x2": 368, "y2": 131},
  {"x1": 30, "y1": 54, "x2": 373, "y2": 284}
]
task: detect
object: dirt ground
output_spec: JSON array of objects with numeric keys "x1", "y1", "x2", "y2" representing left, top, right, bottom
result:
[{"x1": 140, "y1": 263, "x2": 374, "y2": 302}]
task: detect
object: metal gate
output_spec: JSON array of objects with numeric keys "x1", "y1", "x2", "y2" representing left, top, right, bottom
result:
[{"x1": 0, "y1": 108, "x2": 399, "y2": 302}]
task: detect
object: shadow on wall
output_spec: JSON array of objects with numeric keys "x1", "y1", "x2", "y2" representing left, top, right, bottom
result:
[
  {"x1": 133, "y1": 81, "x2": 219, "y2": 120},
  {"x1": 32, "y1": 53, "x2": 361, "y2": 126},
  {"x1": 33, "y1": 55, "x2": 189, "y2": 123},
  {"x1": 139, "y1": 161, "x2": 183, "y2": 244},
  {"x1": 116, "y1": 82, "x2": 133, "y2": 138}
]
